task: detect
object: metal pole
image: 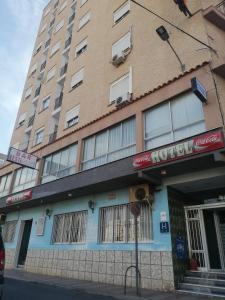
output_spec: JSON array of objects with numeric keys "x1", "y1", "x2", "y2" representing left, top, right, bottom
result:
[
  {"x1": 135, "y1": 215, "x2": 139, "y2": 296},
  {"x1": 167, "y1": 40, "x2": 185, "y2": 72}
]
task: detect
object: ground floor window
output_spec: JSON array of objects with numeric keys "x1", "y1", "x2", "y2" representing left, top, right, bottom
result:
[
  {"x1": 2, "y1": 220, "x2": 17, "y2": 243},
  {"x1": 99, "y1": 203, "x2": 151, "y2": 243},
  {"x1": 51, "y1": 210, "x2": 88, "y2": 244}
]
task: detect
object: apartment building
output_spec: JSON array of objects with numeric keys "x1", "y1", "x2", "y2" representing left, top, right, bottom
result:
[{"x1": 1, "y1": 0, "x2": 225, "y2": 294}]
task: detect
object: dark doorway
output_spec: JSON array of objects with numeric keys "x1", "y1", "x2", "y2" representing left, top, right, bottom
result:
[
  {"x1": 17, "y1": 219, "x2": 32, "y2": 267},
  {"x1": 203, "y1": 210, "x2": 221, "y2": 269}
]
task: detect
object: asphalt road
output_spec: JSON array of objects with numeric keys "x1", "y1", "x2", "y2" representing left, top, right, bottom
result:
[{"x1": 3, "y1": 278, "x2": 116, "y2": 300}]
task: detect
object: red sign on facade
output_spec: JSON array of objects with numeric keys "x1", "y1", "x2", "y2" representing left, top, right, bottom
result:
[
  {"x1": 6, "y1": 190, "x2": 32, "y2": 206},
  {"x1": 133, "y1": 130, "x2": 225, "y2": 170}
]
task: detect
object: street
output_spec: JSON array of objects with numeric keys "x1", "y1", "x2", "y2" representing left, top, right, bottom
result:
[{"x1": 3, "y1": 278, "x2": 116, "y2": 300}]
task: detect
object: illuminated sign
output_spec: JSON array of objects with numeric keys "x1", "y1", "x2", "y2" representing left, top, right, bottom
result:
[
  {"x1": 6, "y1": 190, "x2": 32, "y2": 206},
  {"x1": 7, "y1": 147, "x2": 38, "y2": 169}
]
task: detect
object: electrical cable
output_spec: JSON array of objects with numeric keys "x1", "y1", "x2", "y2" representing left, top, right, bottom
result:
[{"x1": 130, "y1": 0, "x2": 217, "y2": 53}]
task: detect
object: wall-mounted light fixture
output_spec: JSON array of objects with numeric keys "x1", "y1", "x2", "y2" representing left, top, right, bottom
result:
[
  {"x1": 156, "y1": 25, "x2": 185, "y2": 72},
  {"x1": 88, "y1": 200, "x2": 95, "y2": 213},
  {"x1": 45, "y1": 208, "x2": 53, "y2": 219}
]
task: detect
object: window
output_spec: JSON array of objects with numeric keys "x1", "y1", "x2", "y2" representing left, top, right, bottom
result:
[
  {"x1": 82, "y1": 117, "x2": 136, "y2": 170},
  {"x1": 75, "y1": 38, "x2": 87, "y2": 57},
  {"x1": 78, "y1": 11, "x2": 90, "y2": 29},
  {"x1": 34, "y1": 128, "x2": 44, "y2": 145},
  {"x1": 50, "y1": 41, "x2": 61, "y2": 57},
  {"x1": 40, "y1": 23, "x2": 47, "y2": 34},
  {"x1": 12, "y1": 166, "x2": 38, "y2": 193},
  {"x1": 46, "y1": 66, "x2": 56, "y2": 82},
  {"x1": 52, "y1": 210, "x2": 87, "y2": 244},
  {"x1": 99, "y1": 203, "x2": 151, "y2": 243},
  {"x1": 0, "y1": 173, "x2": 12, "y2": 197},
  {"x1": 71, "y1": 68, "x2": 84, "y2": 89},
  {"x1": 44, "y1": 6, "x2": 51, "y2": 17},
  {"x1": 112, "y1": 31, "x2": 131, "y2": 58},
  {"x1": 2, "y1": 221, "x2": 17, "y2": 243},
  {"x1": 55, "y1": 19, "x2": 64, "y2": 33},
  {"x1": 34, "y1": 43, "x2": 42, "y2": 55},
  {"x1": 144, "y1": 92, "x2": 206, "y2": 150},
  {"x1": 114, "y1": 1, "x2": 130, "y2": 24},
  {"x1": 65, "y1": 105, "x2": 80, "y2": 128},
  {"x1": 24, "y1": 87, "x2": 32, "y2": 99},
  {"x1": 41, "y1": 144, "x2": 77, "y2": 183},
  {"x1": 110, "y1": 70, "x2": 132, "y2": 103},
  {"x1": 41, "y1": 96, "x2": 50, "y2": 111},
  {"x1": 17, "y1": 112, "x2": 27, "y2": 127},
  {"x1": 58, "y1": 1, "x2": 67, "y2": 13},
  {"x1": 30, "y1": 63, "x2": 37, "y2": 76},
  {"x1": 81, "y1": 0, "x2": 88, "y2": 6}
]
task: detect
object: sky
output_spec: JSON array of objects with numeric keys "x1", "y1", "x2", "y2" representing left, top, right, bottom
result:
[{"x1": 0, "y1": 0, "x2": 49, "y2": 154}]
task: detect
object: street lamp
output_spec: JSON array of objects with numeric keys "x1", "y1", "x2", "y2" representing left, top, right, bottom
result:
[{"x1": 156, "y1": 25, "x2": 185, "y2": 72}]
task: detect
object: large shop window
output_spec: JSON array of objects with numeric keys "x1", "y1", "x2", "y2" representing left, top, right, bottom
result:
[
  {"x1": 0, "y1": 173, "x2": 12, "y2": 197},
  {"x1": 12, "y1": 167, "x2": 38, "y2": 193},
  {"x1": 3, "y1": 220, "x2": 17, "y2": 243},
  {"x1": 51, "y1": 211, "x2": 88, "y2": 244},
  {"x1": 99, "y1": 203, "x2": 151, "y2": 243},
  {"x1": 41, "y1": 144, "x2": 77, "y2": 183},
  {"x1": 82, "y1": 117, "x2": 136, "y2": 170},
  {"x1": 144, "y1": 92, "x2": 206, "y2": 150}
]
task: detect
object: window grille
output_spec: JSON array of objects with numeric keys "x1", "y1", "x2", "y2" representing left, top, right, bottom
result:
[
  {"x1": 51, "y1": 211, "x2": 88, "y2": 244},
  {"x1": 99, "y1": 203, "x2": 151, "y2": 243},
  {"x1": 3, "y1": 221, "x2": 17, "y2": 243}
]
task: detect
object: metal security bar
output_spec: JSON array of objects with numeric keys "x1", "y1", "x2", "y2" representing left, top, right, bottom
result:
[
  {"x1": 3, "y1": 221, "x2": 17, "y2": 243},
  {"x1": 99, "y1": 203, "x2": 151, "y2": 243},
  {"x1": 51, "y1": 211, "x2": 88, "y2": 244}
]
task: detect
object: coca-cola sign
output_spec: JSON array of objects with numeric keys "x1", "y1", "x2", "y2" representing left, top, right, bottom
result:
[
  {"x1": 6, "y1": 190, "x2": 32, "y2": 206},
  {"x1": 133, "y1": 130, "x2": 225, "y2": 170}
]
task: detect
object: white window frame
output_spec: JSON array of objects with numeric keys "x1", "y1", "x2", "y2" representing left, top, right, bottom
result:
[
  {"x1": 99, "y1": 203, "x2": 151, "y2": 243},
  {"x1": 12, "y1": 166, "x2": 38, "y2": 193},
  {"x1": 34, "y1": 127, "x2": 44, "y2": 145},
  {"x1": 51, "y1": 210, "x2": 88, "y2": 244},
  {"x1": 0, "y1": 173, "x2": 12, "y2": 198},
  {"x1": 46, "y1": 66, "x2": 56, "y2": 82},
  {"x1": 50, "y1": 41, "x2": 61, "y2": 57},
  {"x1": 65, "y1": 105, "x2": 80, "y2": 128},
  {"x1": 41, "y1": 95, "x2": 51, "y2": 111},
  {"x1": 71, "y1": 68, "x2": 84, "y2": 89},
  {"x1": 17, "y1": 112, "x2": 27, "y2": 127},
  {"x1": 78, "y1": 11, "x2": 90, "y2": 29},
  {"x1": 30, "y1": 63, "x2": 38, "y2": 76},
  {"x1": 75, "y1": 38, "x2": 88, "y2": 57},
  {"x1": 109, "y1": 67, "x2": 132, "y2": 103},
  {"x1": 112, "y1": 31, "x2": 131, "y2": 58},
  {"x1": 24, "y1": 87, "x2": 32, "y2": 99},
  {"x1": 55, "y1": 19, "x2": 64, "y2": 33},
  {"x1": 113, "y1": 1, "x2": 130, "y2": 24}
]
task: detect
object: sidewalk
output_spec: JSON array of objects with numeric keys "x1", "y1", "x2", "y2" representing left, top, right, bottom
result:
[{"x1": 5, "y1": 269, "x2": 218, "y2": 300}]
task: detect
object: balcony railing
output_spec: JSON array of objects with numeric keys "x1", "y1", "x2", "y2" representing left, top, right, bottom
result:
[
  {"x1": 45, "y1": 39, "x2": 51, "y2": 48},
  {"x1": 54, "y1": 1, "x2": 59, "y2": 9},
  {"x1": 49, "y1": 18, "x2": 55, "y2": 28},
  {"x1": 68, "y1": 13, "x2": 75, "y2": 24},
  {"x1": 48, "y1": 131, "x2": 57, "y2": 144},
  {"x1": 65, "y1": 36, "x2": 72, "y2": 49},
  {"x1": 216, "y1": 1, "x2": 225, "y2": 14},
  {"x1": 34, "y1": 85, "x2": 41, "y2": 97},
  {"x1": 40, "y1": 61, "x2": 46, "y2": 72},
  {"x1": 27, "y1": 115, "x2": 35, "y2": 127},
  {"x1": 60, "y1": 63, "x2": 68, "y2": 77},
  {"x1": 54, "y1": 92, "x2": 63, "y2": 110}
]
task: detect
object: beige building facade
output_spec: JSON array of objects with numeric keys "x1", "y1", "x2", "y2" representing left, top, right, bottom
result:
[{"x1": 1, "y1": 0, "x2": 225, "y2": 295}]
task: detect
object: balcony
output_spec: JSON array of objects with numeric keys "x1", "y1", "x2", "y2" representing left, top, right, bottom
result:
[
  {"x1": 40, "y1": 61, "x2": 46, "y2": 72},
  {"x1": 54, "y1": 92, "x2": 63, "y2": 110},
  {"x1": 27, "y1": 115, "x2": 35, "y2": 127},
  {"x1": 68, "y1": 13, "x2": 75, "y2": 24},
  {"x1": 54, "y1": 1, "x2": 59, "y2": 9},
  {"x1": 60, "y1": 63, "x2": 68, "y2": 77},
  {"x1": 48, "y1": 131, "x2": 57, "y2": 144},
  {"x1": 49, "y1": 18, "x2": 55, "y2": 28},
  {"x1": 203, "y1": 1, "x2": 225, "y2": 31},
  {"x1": 34, "y1": 85, "x2": 41, "y2": 97},
  {"x1": 45, "y1": 39, "x2": 51, "y2": 49},
  {"x1": 65, "y1": 36, "x2": 72, "y2": 49}
]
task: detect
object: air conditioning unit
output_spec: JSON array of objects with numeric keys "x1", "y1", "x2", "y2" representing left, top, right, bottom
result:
[
  {"x1": 122, "y1": 46, "x2": 131, "y2": 56},
  {"x1": 112, "y1": 53, "x2": 126, "y2": 67},
  {"x1": 129, "y1": 184, "x2": 149, "y2": 203},
  {"x1": 115, "y1": 92, "x2": 132, "y2": 106}
]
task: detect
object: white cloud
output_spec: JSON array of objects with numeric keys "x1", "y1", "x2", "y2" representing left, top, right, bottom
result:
[{"x1": 0, "y1": 0, "x2": 48, "y2": 153}]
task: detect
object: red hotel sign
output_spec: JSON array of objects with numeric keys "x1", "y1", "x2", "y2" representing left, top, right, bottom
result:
[
  {"x1": 133, "y1": 130, "x2": 225, "y2": 170},
  {"x1": 6, "y1": 190, "x2": 32, "y2": 206}
]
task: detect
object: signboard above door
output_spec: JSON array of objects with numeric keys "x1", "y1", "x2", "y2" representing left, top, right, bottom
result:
[{"x1": 7, "y1": 147, "x2": 38, "y2": 169}]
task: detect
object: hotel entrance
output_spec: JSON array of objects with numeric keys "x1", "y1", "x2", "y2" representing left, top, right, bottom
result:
[{"x1": 185, "y1": 204, "x2": 225, "y2": 272}]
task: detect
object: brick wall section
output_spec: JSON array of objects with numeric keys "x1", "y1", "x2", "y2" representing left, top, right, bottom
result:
[{"x1": 5, "y1": 249, "x2": 174, "y2": 291}]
